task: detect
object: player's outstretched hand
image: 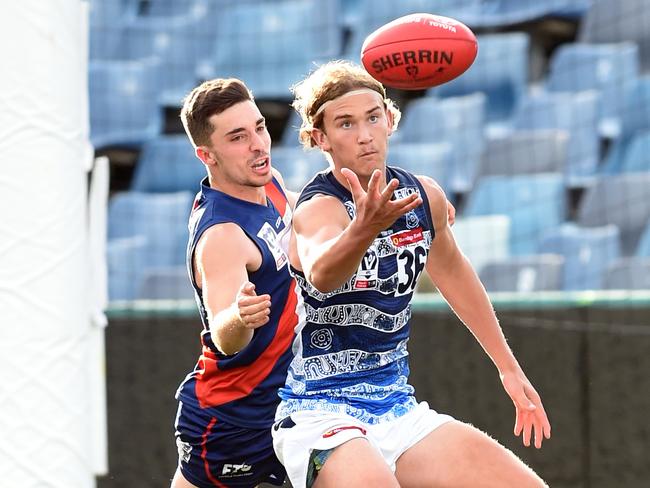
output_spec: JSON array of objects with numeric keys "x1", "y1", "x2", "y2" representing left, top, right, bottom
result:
[
  {"x1": 500, "y1": 370, "x2": 552, "y2": 449},
  {"x1": 236, "y1": 281, "x2": 271, "y2": 329},
  {"x1": 341, "y1": 168, "x2": 422, "y2": 235}
]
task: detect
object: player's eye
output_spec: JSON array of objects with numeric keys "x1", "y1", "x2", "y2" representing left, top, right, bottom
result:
[
  {"x1": 340, "y1": 120, "x2": 352, "y2": 129},
  {"x1": 369, "y1": 115, "x2": 379, "y2": 123}
]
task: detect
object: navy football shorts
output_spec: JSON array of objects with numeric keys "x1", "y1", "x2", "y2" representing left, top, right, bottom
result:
[{"x1": 175, "y1": 401, "x2": 286, "y2": 488}]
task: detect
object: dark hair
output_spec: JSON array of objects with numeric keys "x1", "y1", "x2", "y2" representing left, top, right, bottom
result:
[{"x1": 180, "y1": 78, "x2": 253, "y2": 147}]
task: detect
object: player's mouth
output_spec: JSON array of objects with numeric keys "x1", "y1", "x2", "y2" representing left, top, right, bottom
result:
[
  {"x1": 359, "y1": 150, "x2": 377, "y2": 158},
  {"x1": 251, "y1": 156, "x2": 270, "y2": 173}
]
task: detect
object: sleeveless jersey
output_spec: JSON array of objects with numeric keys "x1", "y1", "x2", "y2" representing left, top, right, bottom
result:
[
  {"x1": 176, "y1": 176, "x2": 303, "y2": 429},
  {"x1": 277, "y1": 166, "x2": 435, "y2": 425}
]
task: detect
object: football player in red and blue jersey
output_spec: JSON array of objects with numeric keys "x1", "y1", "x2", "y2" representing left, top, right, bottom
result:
[{"x1": 170, "y1": 78, "x2": 303, "y2": 488}]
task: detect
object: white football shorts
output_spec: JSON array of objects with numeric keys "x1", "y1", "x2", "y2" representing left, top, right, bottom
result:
[{"x1": 271, "y1": 401, "x2": 454, "y2": 488}]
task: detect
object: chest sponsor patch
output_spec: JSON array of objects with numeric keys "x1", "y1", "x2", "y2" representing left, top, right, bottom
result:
[
  {"x1": 355, "y1": 247, "x2": 379, "y2": 289},
  {"x1": 390, "y1": 227, "x2": 424, "y2": 247},
  {"x1": 257, "y1": 221, "x2": 288, "y2": 270}
]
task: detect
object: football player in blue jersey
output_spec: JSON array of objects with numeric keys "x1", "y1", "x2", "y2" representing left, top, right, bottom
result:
[
  {"x1": 170, "y1": 78, "x2": 301, "y2": 488},
  {"x1": 272, "y1": 61, "x2": 552, "y2": 488}
]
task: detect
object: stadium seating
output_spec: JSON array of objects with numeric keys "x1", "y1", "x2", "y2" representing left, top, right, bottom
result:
[
  {"x1": 545, "y1": 42, "x2": 640, "y2": 138},
  {"x1": 198, "y1": 0, "x2": 342, "y2": 99},
  {"x1": 479, "y1": 255, "x2": 565, "y2": 293},
  {"x1": 137, "y1": 0, "x2": 212, "y2": 18},
  {"x1": 618, "y1": 130, "x2": 650, "y2": 174},
  {"x1": 636, "y1": 221, "x2": 650, "y2": 257},
  {"x1": 579, "y1": 0, "x2": 650, "y2": 73},
  {"x1": 600, "y1": 76, "x2": 650, "y2": 174},
  {"x1": 270, "y1": 146, "x2": 329, "y2": 192},
  {"x1": 280, "y1": 110, "x2": 303, "y2": 147},
  {"x1": 603, "y1": 257, "x2": 650, "y2": 290},
  {"x1": 131, "y1": 135, "x2": 205, "y2": 193},
  {"x1": 89, "y1": 58, "x2": 164, "y2": 148},
  {"x1": 396, "y1": 94, "x2": 486, "y2": 193},
  {"x1": 539, "y1": 223, "x2": 621, "y2": 290},
  {"x1": 107, "y1": 235, "x2": 149, "y2": 301},
  {"x1": 137, "y1": 267, "x2": 194, "y2": 300},
  {"x1": 108, "y1": 191, "x2": 193, "y2": 267},
  {"x1": 576, "y1": 174, "x2": 650, "y2": 255},
  {"x1": 452, "y1": 215, "x2": 511, "y2": 275},
  {"x1": 477, "y1": 130, "x2": 568, "y2": 179},
  {"x1": 511, "y1": 91, "x2": 600, "y2": 187},
  {"x1": 88, "y1": 0, "x2": 139, "y2": 59},
  {"x1": 432, "y1": 32, "x2": 530, "y2": 131},
  {"x1": 463, "y1": 173, "x2": 566, "y2": 256},
  {"x1": 387, "y1": 142, "x2": 453, "y2": 192}
]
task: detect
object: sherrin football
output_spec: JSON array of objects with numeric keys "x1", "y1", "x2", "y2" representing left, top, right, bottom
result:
[{"x1": 361, "y1": 13, "x2": 478, "y2": 90}]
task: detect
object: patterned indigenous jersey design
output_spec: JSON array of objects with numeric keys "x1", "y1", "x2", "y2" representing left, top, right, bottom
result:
[
  {"x1": 277, "y1": 166, "x2": 434, "y2": 424},
  {"x1": 176, "y1": 176, "x2": 303, "y2": 429}
]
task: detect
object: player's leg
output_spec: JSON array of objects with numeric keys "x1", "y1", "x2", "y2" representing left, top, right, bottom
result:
[
  {"x1": 170, "y1": 467, "x2": 199, "y2": 488},
  {"x1": 395, "y1": 420, "x2": 547, "y2": 488},
  {"x1": 312, "y1": 438, "x2": 399, "y2": 488}
]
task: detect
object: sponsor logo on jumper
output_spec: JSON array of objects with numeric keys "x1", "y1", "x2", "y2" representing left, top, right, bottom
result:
[
  {"x1": 222, "y1": 463, "x2": 252, "y2": 476},
  {"x1": 176, "y1": 439, "x2": 191, "y2": 463},
  {"x1": 371, "y1": 50, "x2": 454, "y2": 74},
  {"x1": 257, "y1": 221, "x2": 288, "y2": 270},
  {"x1": 391, "y1": 228, "x2": 424, "y2": 247},
  {"x1": 322, "y1": 425, "x2": 367, "y2": 438}
]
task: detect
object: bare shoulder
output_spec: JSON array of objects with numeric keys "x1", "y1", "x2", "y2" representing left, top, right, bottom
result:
[
  {"x1": 415, "y1": 175, "x2": 448, "y2": 230},
  {"x1": 196, "y1": 222, "x2": 257, "y2": 267},
  {"x1": 293, "y1": 194, "x2": 350, "y2": 233}
]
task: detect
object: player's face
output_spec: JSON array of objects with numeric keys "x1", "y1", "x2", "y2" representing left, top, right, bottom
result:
[
  {"x1": 201, "y1": 100, "x2": 272, "y2": 189},
  {"x1": 316, "y1": 90, "x2": 393, "y2": 183}
]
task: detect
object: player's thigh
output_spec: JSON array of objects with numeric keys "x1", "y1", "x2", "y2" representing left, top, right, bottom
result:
[
  {"x1": 313, "y1": 438, "x2": 399, "y2": 488},
  {"x1": 395, "y1": 420, "x2": 547, "y2": 488},
  {"x1": 170, "y1": 467, "x2": 199, "y2": 488}
]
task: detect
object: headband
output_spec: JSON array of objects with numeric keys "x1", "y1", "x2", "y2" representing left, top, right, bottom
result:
[{"x1": 312, "y1": 88, "x2": 384, "y2": 119}]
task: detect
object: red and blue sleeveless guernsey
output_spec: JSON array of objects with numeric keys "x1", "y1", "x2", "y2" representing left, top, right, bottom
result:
[
  {"x1": 176, "y1": 176, "x2": 302, "y2": 429},
  {"x1": 277, "y1": 166, "x2": 434, "y2": 425}
]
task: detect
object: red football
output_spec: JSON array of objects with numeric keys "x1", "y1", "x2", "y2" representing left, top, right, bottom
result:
[{"x1": 361, "y1": 13, "x2": 478, "y2": 90}]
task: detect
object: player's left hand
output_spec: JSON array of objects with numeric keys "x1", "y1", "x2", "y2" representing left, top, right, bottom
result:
[{"x1": 500, "y1": 370, "x2": 551, "y2": 449}]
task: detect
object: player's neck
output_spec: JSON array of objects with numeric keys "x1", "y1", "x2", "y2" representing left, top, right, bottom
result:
[{"x1": 208, "y1": 176, "x2": 267, "y2": 206}]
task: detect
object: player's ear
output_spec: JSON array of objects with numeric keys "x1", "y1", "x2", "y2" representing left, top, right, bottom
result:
[
  {"x1": 311, "y1": 128, "x2": 331, "y2": 151},
  {"x1": 386, "y1": 108, "x2": 395, "y2": 136},
  {"x1": 196, "y1": 146, "x2": 215, "y2": 166}
]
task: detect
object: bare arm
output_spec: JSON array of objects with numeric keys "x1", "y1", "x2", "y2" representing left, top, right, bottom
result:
[
  {"x1": 195, "y1": 224, "x2": 271, "y2": 355},
  {"x1": 293, "y1": 169, "x2": 421, "y2": 293},
  {"x1": 419, "y1": 175, "x2": 551, "y2": 449}
]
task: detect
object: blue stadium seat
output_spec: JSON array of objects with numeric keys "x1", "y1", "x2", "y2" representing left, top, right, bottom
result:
[
  {"x1": 432, "y1": 33, "x2": 529, "y2": 131},
  {"x1": 387, "y1": 142, "x2": 453, "y2": 192},
  {"x1": 131, "y1": 135, "x2": 205, "y2": 193},
  {"x1": 636, "y1": 221, "x2": 650, "y2": 257},
  {"x1": 137, "y1": 266, "x2": 194, "y2": 300},
  {"x1": 108, "y1": 191, "x2": 193, "y2": 267},
  {"x1": 577, "y1": 174, "x2": 650, "y2": 255},
  {"x1": 600, "y1": 76, "x2": 650, "y2": 174},
  {"x1": 88, "y1": 0, "x2": 138, "y2": 59},
  {"x1": 603, "y1": 257, "x2": 650, "y2": 290},
  {"x1": 280, "y1": 111, "x2": 304, "y2": 147},
  {"x1": 477, "y1": 130, "x2": 568, "y2": 179},
  {"x1": 579, "y1": 0, "x2": 650, "y2": 73},
  {"x1": 452, "y1": 215, "x2": 511, "y2": 274},
  {"x1": 270, "y1": 146, "x2": 329, "y2": 192},
  {"x1": 471, "y1": 0, "x2": 592, "y2": 28},
  {"x1": 545, "y1": 42, "x2": 640, "y2": 138},
  {"x1": 106, "y1": 16, "x2": 214, "y2": 96},
  {"x1": 511, "y1": 91, "x2": 600, "y2": 187},
  {"x1": 479, "y1": 255, "x2": 565, "y2": 293},
  {"x1": 397, "y1": 94, "x2": 486, "y2": 193},
  {"x1": 198, "y1": 0, "x2": 342, "y2": 99},
  {"x1": 463, "y1": 173, "x2": 566, "y2": 256},
  {"x1": 619, "y1": 130, "x2": 650, "y2": 174},
  {"x1": 138, "y1": 0, "x2": 211, "y2": 18},
  {"x1": 89, "y1": 59, "x2": 163, "y2": 148},
  {"x1": 107, "y1": 235, "x2": 149, "y2": 301},
  {"x1": 539, "y1": 223, "x2": 621, "y2": 290}
]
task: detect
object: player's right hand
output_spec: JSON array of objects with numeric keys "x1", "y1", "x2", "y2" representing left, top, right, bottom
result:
[
  {"x1": 342, "y1": 168, "x2": 422, "y2": 235},
  {"x1": 236, "y1": 281, "x2": 271, "y2": 329}
]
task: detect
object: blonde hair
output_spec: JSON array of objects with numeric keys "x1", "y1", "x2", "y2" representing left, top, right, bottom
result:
[{"x1": 291, "y1": 60, "x2": 401, "y2": 149}]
